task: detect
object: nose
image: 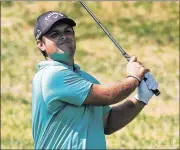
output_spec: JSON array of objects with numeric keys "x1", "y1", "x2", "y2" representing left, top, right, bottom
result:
[{"x1": 60, "y1": 35, "x2": 66, "y2": 41}]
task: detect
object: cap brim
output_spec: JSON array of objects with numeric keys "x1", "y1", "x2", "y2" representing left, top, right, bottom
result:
[{"x1": 60, "y1": 18, "x2": 76, "y2": 27}]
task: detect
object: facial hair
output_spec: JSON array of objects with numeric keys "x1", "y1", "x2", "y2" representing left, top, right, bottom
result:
[{"x1": 49, "y1": 38, "x2": 75, "y2": 62}]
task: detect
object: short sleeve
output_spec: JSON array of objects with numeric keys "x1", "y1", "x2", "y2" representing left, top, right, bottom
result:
[
  {"x1": 81, "y1": 71, "x2": 111, "y2": 115},
  {"x1": 103, "y1": 105, "x2": 111, "y2": 115},
  {"x1": 41, "y1": 66, "x2": 93, "y2": 111}
]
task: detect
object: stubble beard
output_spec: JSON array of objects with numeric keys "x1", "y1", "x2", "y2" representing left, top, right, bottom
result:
[{"x1": 56, "y1": 42, "x2": 76, "y2": 62}]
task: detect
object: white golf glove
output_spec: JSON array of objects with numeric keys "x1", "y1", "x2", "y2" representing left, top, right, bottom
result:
[
  {"x1": 144, "y1": 72, "x2": 158, "y2": 90},
  {"x1": 134, "y1": 73, "x2": 158, "y2": 104}
]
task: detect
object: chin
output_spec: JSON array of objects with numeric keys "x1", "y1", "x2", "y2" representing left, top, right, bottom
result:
[
  {"x1": 57, "y1": 44, "x2": 75, "y2": 56},
  {"x1": 67, "y1": 46, "x2": 76, "y2": 56},
  {"x1": 69, "y1": 50, "x2": 75, "y2": 58}
]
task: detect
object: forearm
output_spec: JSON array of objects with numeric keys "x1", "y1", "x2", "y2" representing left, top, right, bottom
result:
[
  {"x1": 84, "y1": 77, "x2": 139, "y2": 105},
  {"x1": 104, "y1": 97, "x2": 145, "y2": 135}
]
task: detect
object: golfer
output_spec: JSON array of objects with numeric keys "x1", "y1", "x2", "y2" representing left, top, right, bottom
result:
[{"x1": 32, "y1": 11, "x2": 158, "y2": 149}]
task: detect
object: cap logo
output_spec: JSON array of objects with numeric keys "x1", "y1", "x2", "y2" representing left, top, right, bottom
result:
[
  {"x1": 36, "y1": 29, "x2": 41, "y2": 39},
  {"x1": 45, "y1": 12, "x2": 64, "y2": 21}
]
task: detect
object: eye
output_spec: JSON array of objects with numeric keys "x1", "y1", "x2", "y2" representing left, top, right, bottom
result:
[
  {"x1": 50, "y1": 33, "x2": 58, "y2": 38},
  {"x1": 65, "y1": 30, "x2": 74, "y2": 35}
]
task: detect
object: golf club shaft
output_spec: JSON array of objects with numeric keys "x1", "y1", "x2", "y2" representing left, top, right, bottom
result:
[
  {"x1": 78, "y1": 0, "x2": 130, "y2": 61},
  {"x1": 78, "y1": 0, "x2": 160, "y2": 96}
]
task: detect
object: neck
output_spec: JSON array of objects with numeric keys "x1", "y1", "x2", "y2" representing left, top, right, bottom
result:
[{"x1": 46, "y1": 57, "x2": 74, "y2": 66}]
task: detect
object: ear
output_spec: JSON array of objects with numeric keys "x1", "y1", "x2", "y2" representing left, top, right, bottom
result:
[{"x1": 37, "y1": 39, "x2": 46, "y2": 52}]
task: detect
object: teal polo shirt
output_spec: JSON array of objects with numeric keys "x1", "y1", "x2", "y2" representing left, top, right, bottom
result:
[{"x1": 32, "y1": 60, "x2": 111, "y2": 149}]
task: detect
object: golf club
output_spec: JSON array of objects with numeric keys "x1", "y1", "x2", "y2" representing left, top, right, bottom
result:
[{"x1": 78, "y1": 0, "x2": 160, "y2": 96}]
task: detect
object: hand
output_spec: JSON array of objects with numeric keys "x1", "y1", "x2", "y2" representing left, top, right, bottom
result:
[
  {"x1": 144, "y1": 72, "x2": 158, "y2": 90},
  {"x1": 134, "y1": 74, "x2": 158, "y2": 104},
  {"x1": 126, "y1": 56, "x2": 150, "y2": 81}
]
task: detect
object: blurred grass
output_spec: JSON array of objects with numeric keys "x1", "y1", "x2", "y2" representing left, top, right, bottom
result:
[{"x1": 1, "y1": 1, "x2": 179, "y2": 149}]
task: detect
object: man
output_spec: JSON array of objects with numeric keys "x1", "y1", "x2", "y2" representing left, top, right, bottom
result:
[{"x1": 32, "y1": 11, "x2": 158, "y2": 149}]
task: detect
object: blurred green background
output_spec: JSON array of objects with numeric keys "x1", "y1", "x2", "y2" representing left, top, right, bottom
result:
[{"x1": 1, "y1": 1, "x2": 179, "y2": 149}]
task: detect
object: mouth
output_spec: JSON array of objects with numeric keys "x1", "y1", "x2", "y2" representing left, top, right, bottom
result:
[{"x1": 58, "y1": 41, "x2": 72, "y2": 45}]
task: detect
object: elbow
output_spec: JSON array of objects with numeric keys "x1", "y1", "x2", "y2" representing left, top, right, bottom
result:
[
  {"x1": 104, "y1": 125, "x2": 124, "y2": 135},
  {"x1": 104, "y1": 127, "x2": 114, "y2": 135},
  {"x1": 104, "y1": 130, "x2": 112, "y2": 135}
]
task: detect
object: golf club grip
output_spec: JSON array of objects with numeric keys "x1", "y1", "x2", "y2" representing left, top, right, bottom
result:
[
  {"x1": 124, "y1": 54, "x2": 160, "y2": 96},
  {"x1": 144, "y1": 77, "x2": 160, "y2": 96}
]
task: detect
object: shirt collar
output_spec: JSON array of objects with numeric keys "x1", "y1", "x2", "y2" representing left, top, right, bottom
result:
[{"x1": 37, "y1": 60, "x2": 81, "y2": 72}]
